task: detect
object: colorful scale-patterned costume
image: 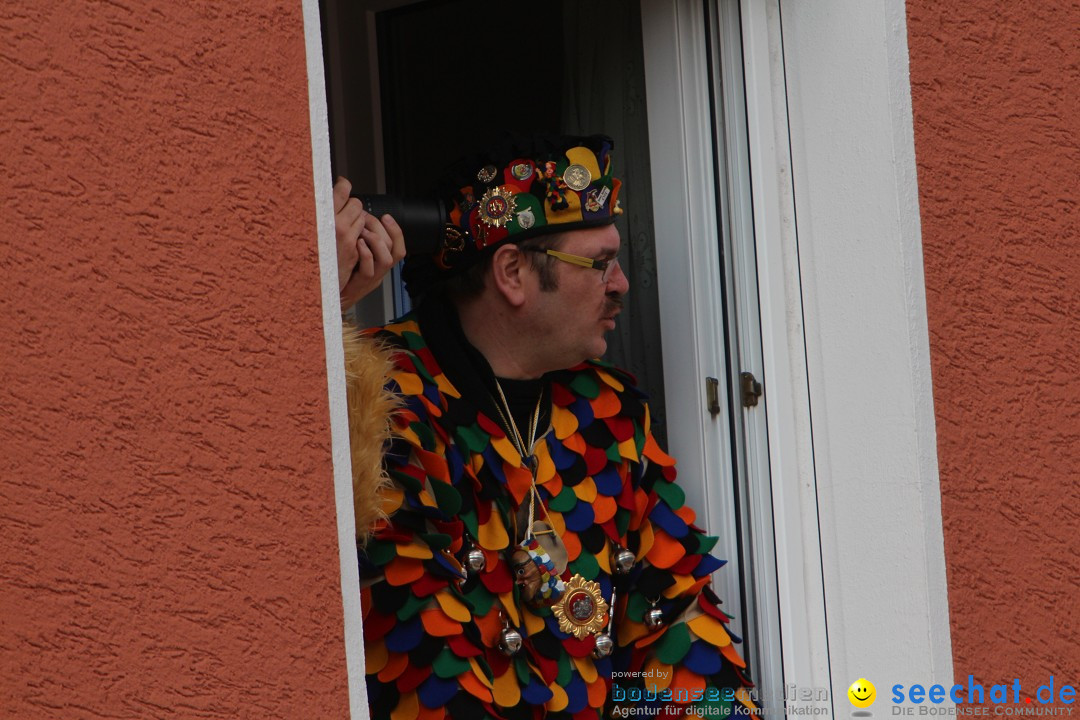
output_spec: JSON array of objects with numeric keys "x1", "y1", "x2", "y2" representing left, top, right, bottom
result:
[{"x1": 359, "y1": 307, "x2": 754, "y2": 719}]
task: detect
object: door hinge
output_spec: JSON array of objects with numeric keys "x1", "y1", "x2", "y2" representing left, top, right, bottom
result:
[
  {"x1": 740, "y1": 371, "x2": 762, "y2": 408},
  {"x1": 705, "y1": 377, "x2": 721, "y2": 416}
]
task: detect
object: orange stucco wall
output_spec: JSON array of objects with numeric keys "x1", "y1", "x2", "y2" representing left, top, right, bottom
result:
[
  {"x1": 0, "y1": 2, "x2": 350, "y2": 717},
  {"x1": 907, "y1": 2, "x2": 1080, "y2": 687}
]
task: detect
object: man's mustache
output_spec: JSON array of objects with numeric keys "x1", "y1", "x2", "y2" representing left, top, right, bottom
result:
[{"x1": 604, "y1": 296, "x2": 624, "y2": 313}]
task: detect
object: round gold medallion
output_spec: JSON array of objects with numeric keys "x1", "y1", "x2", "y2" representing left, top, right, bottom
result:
[
  {"x1": 562, "y1": 163, "x2": 592, "y2": 191},
  {"x1": 553, "y1": 575, "x2": 609, "y2": 639}
]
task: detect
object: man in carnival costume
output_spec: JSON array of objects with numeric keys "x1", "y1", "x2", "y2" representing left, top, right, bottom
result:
[{"x1": 340, "y1": 135, "x2": 755, "y2": 719}]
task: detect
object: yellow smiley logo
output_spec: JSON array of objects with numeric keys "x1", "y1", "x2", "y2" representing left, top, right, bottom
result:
[{"x1": 848, "y1": 678, "x2": 877, "y2": 708}]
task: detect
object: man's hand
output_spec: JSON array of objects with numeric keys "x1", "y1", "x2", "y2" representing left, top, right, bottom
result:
[{"x1": 335, "y1": 176, "x2": 406, "y2": 311}]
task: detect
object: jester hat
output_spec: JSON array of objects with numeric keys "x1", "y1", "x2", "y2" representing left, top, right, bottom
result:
[{"x1": 402, "y1": 133, "x2": 623, "y2": 299}]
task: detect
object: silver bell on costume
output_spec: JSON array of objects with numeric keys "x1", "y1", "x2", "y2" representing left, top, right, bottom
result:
[
  {"x1": 498, "y1": 627, "x2": 523, "y2": 656},
  {"x1": 612, "y1": 546, "x2": 635, "y2": 575},
  {"x1": 644, "y1": 606, "x2": 665, "y2": 631},
  {"x1": 466, "y1": 547, "x2": 486, "y2": 573},
  {"x1": 592, "y1": 632, "x2": 614, "y2": 659}
]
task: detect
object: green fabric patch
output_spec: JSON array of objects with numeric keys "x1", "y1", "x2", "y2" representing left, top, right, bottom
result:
[
  {"x1": 364, "y1": 539, "x2": 395, "y2": 567},
  {"x1": 411, "y1": 420, "x2": 436, "y2": 449},
  {"x1": 401, "y1": 331, "x2": 425, "y2": 351},
  {"x1": 429, "y1": 479, "x2": 462, "y2": 516},
  {"x1": 626, "y1": 592, "x2": 649, "y2": 622},
  {"x1": 388, "y1": 467, "x2": 422, "y2": 493},
  {"x1": 419, "y1": 532, "x2": 452, "y2": 552},
  {"x1": 653, "y1": 479, "x2": 685, "y2": 510},
  {"x1": 514, "y1": 655, "x2": 532, "y2": 685},
  {"x1": 396, "y1": 592, "x2": 428, "y2": 621},
  {"x1": 695, "y1": 533, "x2": 719, "y2": 555},
  {"x1": 465, "y1": 583, "x2": 495, "y2": 616},
  {"x1": 614, "y1": 508, "x2": 630, "y2": 537},
  {"x1": 555, "y1": 652, "x2": 573, "y2": 686},
  {"x1": 433, "y1": 647, "x2": 472, "y2": 679},
  {"x1": 507, "y1": 192, "x2": 545, "y2": 235},
  {"x1": 606, "y1": 441, "x2": 622, "y2": 464},
  {"x1": 460, "y1": 508, "x2": 479, "y2": 539},
  {"x1": 456, "y1": 423, "x2": 490, "y2": 454},
  {"x1": 655, "y1": 622, "x2": 691, "y2": 664},
  {"x1": 568, "y1": 373, "x2": 600, "y2": 399},
  {"x1": 568, "y1": 550, "x2": 599, "y2": 580},
  {"x1": 548, "y1": 486, "x2": 578, "y2": 512}
]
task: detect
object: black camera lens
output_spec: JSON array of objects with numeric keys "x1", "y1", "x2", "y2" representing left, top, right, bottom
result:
[{"x1": 351, "y1": 193, "x2": 445, "y2": 256}]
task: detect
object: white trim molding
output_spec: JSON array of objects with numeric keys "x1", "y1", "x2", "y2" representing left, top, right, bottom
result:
[
  {"x1": 772, "y1": 0, "x2": 954, "y2": 702},
  {"x1": 302, "y1": 0, "x2": 370, "y2": 717}
]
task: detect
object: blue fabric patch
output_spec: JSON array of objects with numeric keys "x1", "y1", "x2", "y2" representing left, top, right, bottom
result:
[
  {"x1": 648, "y1": 501, "x2": 689, "y2": 538},
  {"x1": 563, "y1": 673, "x2": 589, "y2": 713},
  {"x1": 547, "y1": 436, "x2": 578, "y2": 470},
  {"x1": 593, "y1": 465, "x2": 623, "y2": 496},
  {"x1": 563, "y1": 499, "x2": 596, "y2": 532},
  {"x1": 522, "y1": 677, "x2": 555, "y2": 705},
  {"x1": 569, "y1": 396, "x2": 594, "y2": 427},
  {"x1": 482, "y1": 444, "x2": 507, "y2": 486},
  {"x1": 683, "y1": 640, "x2": 724, "y2": 676},
  {"x1": 418, "y1": 674, "x2": 459, "y2": 707},
  {"x1": 385, "y1": 616, "x2": 423, "y2": 652},
  {"x1": 432, "y1": 551, "x2": 467, "y2": 579},
  {"x1": 447, "y1": 446, "x2": 465, "y2": 485},
  {"x1": 693, "y1": 554, "x2": 725, "y2": 578}
]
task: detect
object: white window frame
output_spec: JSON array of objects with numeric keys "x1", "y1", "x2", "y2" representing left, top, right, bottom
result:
[{"x1": 641, "y1": 0, "x2": 830, "y2": 712}]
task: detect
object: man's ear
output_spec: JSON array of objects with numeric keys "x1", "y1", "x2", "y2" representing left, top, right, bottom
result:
[{"x1": 490, "y1": 244, "x2": 528, "y2": 307}]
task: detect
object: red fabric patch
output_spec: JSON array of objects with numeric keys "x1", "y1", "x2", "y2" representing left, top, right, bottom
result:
[
  {"x1": 479, "y1": 560, "x2": 514, "y2": 593},
  {"x1": 562, "y1": 635, "x2": 596, "y2": 659},
  {"x1": 363, "y1": 610, "x2": 395, "y2": 641},
  {"x1": 584, "y1": 446, "x2": 609, "y2": 475},
  {"x1": 448, "y1": 634, "x2": 484, "y2": 658},
  {"x1": 603, "y1": 417, "x2": 635, "y2": 442},
  {"x1": 397, "y1": 662, "x2": 431, "y2": 693},
  {"x1": 411, "y1": 574, "x2": 448, "y2": 598}
]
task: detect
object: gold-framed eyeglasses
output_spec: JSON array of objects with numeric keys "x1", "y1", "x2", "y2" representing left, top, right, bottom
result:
[{"x1": 525, "y1": 248, "x2": 621, "y2": 283}]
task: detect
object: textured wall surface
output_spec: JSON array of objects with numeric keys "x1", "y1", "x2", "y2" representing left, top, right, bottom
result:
[
  {"x1": 907, "y1": 2, "x2": 1080, "y2": 687},
  {"x1": 0, "y1": 2, "x2": 351, "y2": 718}
]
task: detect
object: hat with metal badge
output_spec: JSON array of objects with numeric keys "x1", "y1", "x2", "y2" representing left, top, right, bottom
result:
[{"x1": 402, "y1": 133, "x2": 623, "y2": 299}]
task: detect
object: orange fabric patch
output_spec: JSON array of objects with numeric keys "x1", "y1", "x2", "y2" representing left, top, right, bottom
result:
[
  {"x1": 420, "y1": 608, "x2": 461, "y2": 637},
  {"x1": 644, "y1": 433, "x2": 676, "y2": 466},
  {"x1": 435, "y1": 591, "x2": 472, "y2": 622},
  {"x1": 397, "y1": 541, "x2": 434, "y2": 560},
  {"x1": 365, "y1": 640, "x2": 389, "y2": 674},
  {"x1": 385, "y1": 557, "x2": 425, "y2": 586},
  {"x1": 395, "y1": 372, "x2": 424, "y2": 397},
  {"x1": 477, "y1": 511, "x2": 510, "y2": 550},
  {"x1": 492, "y1": 665, "x2": 521, "y2": 707},
  {"x1": 596, "y1": 369, "x2": 625, "y2": 392},
  {"x1": 674, "y1": 505, "x2": 696, "y2": 525},
  {"x1": 586, "y1": 675, "x2": 608, "y2": 709},
  {"x1": 460, "y1": 668, "x2": 494, "y2": 702},
  {"x1": 591, "y1": 385, "x2": 621, "y2": 419},
  {"x1": 592, "y1": 495, "x2": 617, "y2": 524},
  {"x1": 572, "y1": 476, "x2": 597, "y2": 502},
  {"x1": 563, "y1": 432, "x2": 587, "y2": 455},
  {"x1": 670, "y1": 666, "x2": 706, "y2": 704},
  {"x1": 378, "y1": 651, "x2": 409, "y2": 683},
  {"x1": 547, "y1": 682, "x2": 569, "y2": 712},
  {"x1": 645, "y1": 530, "x2": 685, "y2": 569},
  {"x1": 391, "y1": 691, "x2": 419, "y2": 720},
  {"x1": 687, "y1": 615, "x2": 732, "y2": 648},
  {"x1": 551, "y1": 405, "x2": 579, "y2": 439},
  {"x1": 645, "y1": 660, "x2": 673, "y2": 691}
]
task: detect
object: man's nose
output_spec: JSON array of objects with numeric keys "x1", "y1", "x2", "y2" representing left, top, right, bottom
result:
[{"x1": 606, "y1": 257, "x2": 630, "y2": 295}]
